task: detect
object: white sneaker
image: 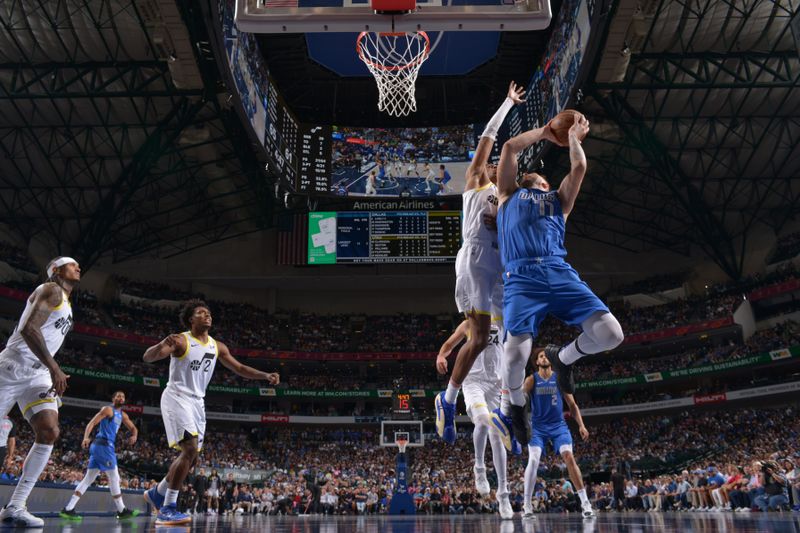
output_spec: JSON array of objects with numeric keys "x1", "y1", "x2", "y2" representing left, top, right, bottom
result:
[
  {"x1": 498, "y1": 494, "x2": 513, "y2": 519},
  {"x1": 474, "y1": 466, "x2": 490, "y2": 496},
  {"x1": 0, "y1": 505, "x2": 44, "y2": 528},
  {"x1": 523, "y1": 505, "x2": 535, "y2": 519},
  {"x1": 582, "y1": 507, "x2": 596, "y2": 518}
]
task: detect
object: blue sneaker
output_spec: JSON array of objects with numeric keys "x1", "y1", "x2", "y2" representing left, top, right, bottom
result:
[
  {"x1": 156, "y1": 504, "x2": 191, "y2": 526},
  {"x1": 144, "y1": 486, "x2": 164, "y2": 511},
  {"x1": 434, "y1": 391, "x2": 457, "y2": 444},
  {"x1": 490, "y1": 408, "x2": 522, "y2": 455}
]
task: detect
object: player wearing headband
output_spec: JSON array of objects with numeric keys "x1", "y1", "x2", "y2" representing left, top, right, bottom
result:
[{"x1": 0, "y1": 256, "x2": 79, "y2": 527}]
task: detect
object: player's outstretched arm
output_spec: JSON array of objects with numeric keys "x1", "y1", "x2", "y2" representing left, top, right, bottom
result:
[
  {"x1": 436, "y1": 320, "x2": 469, "y2": 374},
  {"x1": 563, "y1": 393, "x2": 589, "y2": 441},
  {"x1": 496, "y1": 126, "x2": 560, "y2": 203},
  {"x1": 557, "y1": 114, "x2": 590, "y2": 218},
  {"x1": 19, "y1": 283, "x2": 70, "y2": 396},
  {"x1": 466, "y1": 82, "x2": 526, "y2": 190},
  {"x1": 82, "y1": 406, "x2": 113, "y2": 449},
  {"x1": 143, "y1": 333, "x2": 185, "y2": 363},
  {"x1": 217, "y1": 342, "x2": 280, "y2": 384}
]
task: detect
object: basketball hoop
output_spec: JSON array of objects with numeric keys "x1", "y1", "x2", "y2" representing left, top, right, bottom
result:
[
  {"x1": 357, "y1": 31, "x2": 430, "y2": 117},
  {"x1": 396, "y1": 437, "x2": 409, "y2": 453}
]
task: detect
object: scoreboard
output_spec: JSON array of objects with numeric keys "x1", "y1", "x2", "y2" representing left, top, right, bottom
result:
[
  {"x1": 392, "y1": 392, "x2": 413, "y2": 420},
  {"x1": 308, "y1": 211, "x2": 461, "y2": 264}
]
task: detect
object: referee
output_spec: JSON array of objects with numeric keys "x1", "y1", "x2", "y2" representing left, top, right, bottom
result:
[{"x1": 0, "y1": 416, "x2": 16, "y2": 475}]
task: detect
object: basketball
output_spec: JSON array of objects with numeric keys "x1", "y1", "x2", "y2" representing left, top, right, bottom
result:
[{"x1": 549, "y1": 109, "x2": 587, "y2": 145}]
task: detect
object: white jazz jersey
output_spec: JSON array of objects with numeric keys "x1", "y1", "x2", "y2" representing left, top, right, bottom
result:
[
  {"x1": 166, "y1": 332, "x2": 219, "y2": 398},
  {"x1": 1, "y1": 284, "x2": 72, "y2": 372},
  {"x1": 461, "y1": 183, "x2": 499, "y2": 245},
  {"x1": 465, "y1": 324, "x2": 502, "y2": 385}
]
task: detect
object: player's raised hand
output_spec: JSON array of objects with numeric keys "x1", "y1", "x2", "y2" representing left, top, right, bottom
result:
[
  {"x1": 265, "y1": 372, "x2": 280, "y2": 385},
  {"x1": 569, "y1": 114, "x2": 589, "y2": 141},
  {"x1": 162, "y1": 333, "x2": 182, "y2": 349},
  {"x1": 507, "y1": 81, "x2": 526, "y2": 104},
  {"x1": 435, "y1": 354, "x2": 449, "y2": 375},
  {"x1": 579, "y1": 425, "x2": 589, "y2": 441}
]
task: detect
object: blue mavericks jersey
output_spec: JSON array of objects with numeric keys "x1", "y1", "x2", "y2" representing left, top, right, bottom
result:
[
  {"x1": 96, "y1": 407, "x2": 123, "y2": 446},
  {"x1": 531, "y1": 372, "x2": 565, "y2": 431},
  {"x1": 498, "y1": 188, "x2": 567, "y2": 265}
]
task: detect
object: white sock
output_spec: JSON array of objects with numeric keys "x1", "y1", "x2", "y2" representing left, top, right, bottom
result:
[
  {"x1": 157, "y1": 477, "x2": 169, "y2": 495},
  {"x1": 9, "y1": 443, "x2": 53, "y2": 508},
  {"x1": 473, "y1": 422, "x2": 488, "y2": 468},
  {"x1": 65, "y1": 468, "x2": 100, "y2": 511},
  {"x1": 503, "y1": 334, "x2": 531, "y2": 406},
  {"x1": 107, "y1": 468, "x2": 125, "y2": 512},
  {"x1": 444, "y1": 382, "x2": 460, "y2": 404},
  {"x1": 558, "y1": 339, "x2": 587, "y2": 366},
  {"x1": 524, "y1": 446, "x2": 542, "y2": 508},
  {"x1": 489, "y1": 426, "x2": 508, "y2": 494},
  {"x1": 165, "y1": 488, "x2": 179, "y2": 506},
  {"x1": 65, "y1": 494, "x2": 81, "y2": 512},
  {"x1": 577, "y1": 488, "x2": 590, "y2": 509},
  {"x1": 500, "y1": 391, "x2": 512, "y2": 417}
]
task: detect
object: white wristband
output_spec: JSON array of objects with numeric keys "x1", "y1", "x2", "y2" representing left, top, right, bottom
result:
[{"x1": 481, "y1": 97, "x2": 515, "y2": 141}]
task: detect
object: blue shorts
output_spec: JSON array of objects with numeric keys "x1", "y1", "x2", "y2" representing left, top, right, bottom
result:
[
  {"x1": 529, "y1": 424, "x2": 573, "y2": 454},
  {"x1": 88, "y1": 442, "x2": 117, "y2": 471},
  {"x1": 503, "y1": 258, "x2": 608, "y2": 337}
]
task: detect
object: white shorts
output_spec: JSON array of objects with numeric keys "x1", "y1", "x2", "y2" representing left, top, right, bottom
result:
[
  {"x1": 462, "y1": 377, "x2": 501, "y2": 419},
  {"x1": 208, "y1": 489, "x2": 220, "y2": 499},
  {"x1": 160, "y1": 387, "x2": 206, "y2": 451},
  {"x1": 0, "y1": 359, "x2": 61, "y2": 421},
  {"x1": 455, "y1": 243, "x2": 503, "y2": 317}
]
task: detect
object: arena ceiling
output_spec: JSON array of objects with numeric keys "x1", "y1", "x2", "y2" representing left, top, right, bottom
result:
[
  {"x1": 545, "y1": 0, "x2": 800, "y2": 279},
  {"x1": 1, "y1": 0, "x2": 798, "y2": 280},
  {"x1": 0, "y1": 0, "x2": 272, "y2": 268}
]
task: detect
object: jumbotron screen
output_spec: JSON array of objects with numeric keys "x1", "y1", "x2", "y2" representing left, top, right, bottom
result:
[{"x1": 307, "y1": 211, "x2": 461, "y2": 264}]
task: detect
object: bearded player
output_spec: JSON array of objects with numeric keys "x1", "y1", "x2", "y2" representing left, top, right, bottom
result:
[
  {"x1": 0, "y1": 257, "x2": 78, "y2": 527},
  {"x1": 435, "y1": 82, "x2": 526, "y2": 446},
  {"x1": 522, "y1": 349, "x2": 594, "y2": 519},
  {"x1": 142, "y1": 300, "x2": 279, "y2": 526},
  {"x1": 436, "y1": 286, "x2": 513, "y2": 519},
  {"x1": 490, "y1": 114, "x2": 624, "y2": 451},
  {"x1": 60, "y1": 391, "x2": 139, "y2": 520}
]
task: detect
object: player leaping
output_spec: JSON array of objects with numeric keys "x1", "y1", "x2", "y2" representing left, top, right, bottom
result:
[
  {"x1": 142, "y1": 300, "x2": 279, "y2": 526},
  {"x1": 490, "y1": 113, "x2": 624, "y2": 452},
  {"x1": 0, "y1": 257, "x2": 78, "y2": 528},
  {"x1": 436, "y1": 289, "x2": 512, "y2": 519},
  {"x1": 435, "y1": 82, "x2": 525, "y2": 446},
  {"x1": 60, "y1": 391, "x2": 139, "y2": 521},
  {"x1": 522, "y1": 348, "x2": 594, "y2": 519}
]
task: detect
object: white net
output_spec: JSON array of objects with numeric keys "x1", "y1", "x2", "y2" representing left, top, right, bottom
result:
[{"x1": 357, "y1": 31, "x2": 430, "y2": 117}]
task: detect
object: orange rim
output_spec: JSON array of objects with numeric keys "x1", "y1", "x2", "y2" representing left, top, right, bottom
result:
[{"x1": 356, "y1": 31, "x2": 430, "y2": 72}]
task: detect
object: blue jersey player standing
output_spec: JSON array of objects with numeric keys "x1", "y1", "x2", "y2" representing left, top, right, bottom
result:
[
  {"x1": 60, "y1": 391, "x2": 139, "y2": 521},
  {"x1": 490, "y1": 113, "x2": 624, "y2": 451},
  {"x1": 522, "y1": 349, "x2": 594, "y2": 519}
]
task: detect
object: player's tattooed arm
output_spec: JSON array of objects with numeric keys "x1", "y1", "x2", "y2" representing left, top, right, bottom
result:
[
  {"x1": 143, "y1": 333, "x2": 185, "y2": 362},
  {"x1": 557, "y1": 114, "x2": 590, "y2": 218},
  {"x1": 19, "y1": 282, "x2": 70, "y2": 396},
  {"x1": 563, "y1": 393, "x2": 589, "y2": 440},
  {"x1": 436, "y1": 320, "x2": 469, "y2": 374},
  {"x1": 217, "y1": 342, "x2": 280, "y2": 384}
]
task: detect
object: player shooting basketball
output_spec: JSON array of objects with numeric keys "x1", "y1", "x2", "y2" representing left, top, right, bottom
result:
[
  {"x1": 489, "y1": 112, "x2": 624, "y2": 451},
  {"x1": 435, "y1": 81, "x2": 525, "y2": 447}
]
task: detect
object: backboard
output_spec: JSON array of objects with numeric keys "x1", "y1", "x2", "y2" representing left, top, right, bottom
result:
[
  {"x1": 235, "y1": 0, "x2": 552, "y2": 33},
  {"x1": 380, "y1": 420, "x2": 424, "y2": 448}
]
